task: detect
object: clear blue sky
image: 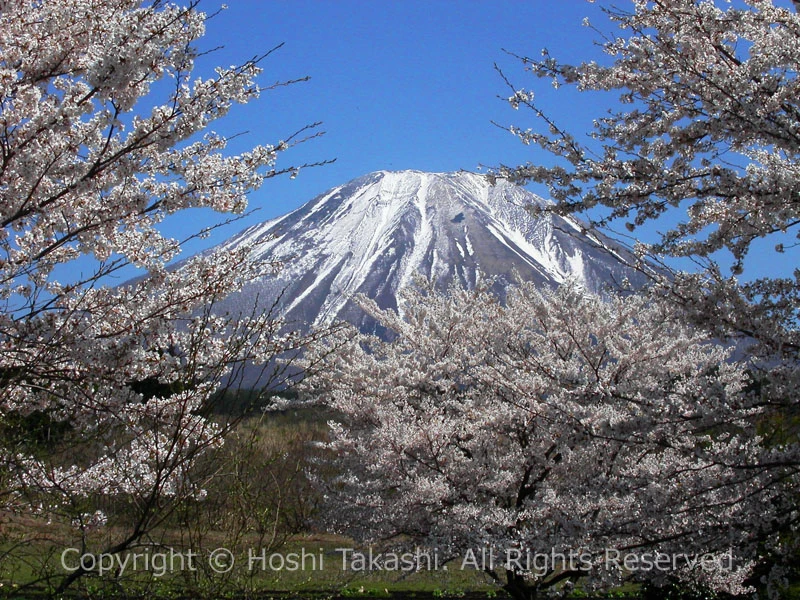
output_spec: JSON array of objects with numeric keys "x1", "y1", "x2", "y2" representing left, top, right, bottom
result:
[
  {"x1": 167, "y1": 0, "x2": 795, "y2": 281},
  {"x1": 176, "y1": 1, "x2": 604, "y2": 250}
]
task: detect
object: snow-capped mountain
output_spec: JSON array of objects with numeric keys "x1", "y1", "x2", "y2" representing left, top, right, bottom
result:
[{"x1": 215, "y1": 170, "x2": 648, "y2": 331}]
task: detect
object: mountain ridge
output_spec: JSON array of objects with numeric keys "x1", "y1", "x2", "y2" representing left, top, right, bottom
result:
[{"x1": 213, "y1": 170, "x2": 649, "y2": 332}]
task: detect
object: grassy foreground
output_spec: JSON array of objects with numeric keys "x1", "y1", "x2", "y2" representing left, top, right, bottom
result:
[
  {"x1": 1, "y1": 407, "x2": 797, "y2": 600},
  {"x1": 0, "y1": 408, "x2": 504, "y2": 599}
]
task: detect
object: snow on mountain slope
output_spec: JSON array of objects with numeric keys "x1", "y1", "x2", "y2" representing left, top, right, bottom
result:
[{"x1": 214, "y1": 170, "x2": 649, "y2": 331}]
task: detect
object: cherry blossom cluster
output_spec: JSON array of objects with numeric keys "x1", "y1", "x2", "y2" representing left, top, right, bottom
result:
[
  {"x1": 0, "y1": 1, "x2": 318, "y2": 581},
  {"x1": 303, "y1": 280, "x2": 777, "y2": 597},
  {"x1": 486, "y1": 1, "x2": 800, "y2": 595}
]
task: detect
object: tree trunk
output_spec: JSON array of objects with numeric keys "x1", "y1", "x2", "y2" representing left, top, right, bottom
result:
[{"x1": 505, "y1": 571, "x2": 538, "y2": 600}]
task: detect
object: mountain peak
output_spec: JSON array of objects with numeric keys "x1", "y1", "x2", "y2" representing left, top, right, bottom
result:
[
  {"x1": 217, "y1": 171, "x2": 646, "y2": 331},
  {"x1": 358, "y1": 169, "x2": 521, "y2": 202}
]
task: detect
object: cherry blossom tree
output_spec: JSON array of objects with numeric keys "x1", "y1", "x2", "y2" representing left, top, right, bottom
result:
[
  {"x1": 303, "y1": 280, "x2": 777, "y2": 600},
  {"x1": 0, "y1": 0, "x2": 327, "y2": 591},
  {"x1": 486, "y1": 0, "x2": 800, "y2": 594},
  {"x1": 491, "y1": 0, "x2": 800, "y2": 388}
]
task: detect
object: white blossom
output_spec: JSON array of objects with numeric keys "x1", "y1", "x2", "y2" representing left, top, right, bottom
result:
[
  {"x1": 0, "y1": 0, "x2": 324, "y2": 592},
  {"x1": 303, "y1": 280, "x2": 771, "y2": 598},
  {"x1": 491, "y1": 1, "x2": 800, "y2": 595}
]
